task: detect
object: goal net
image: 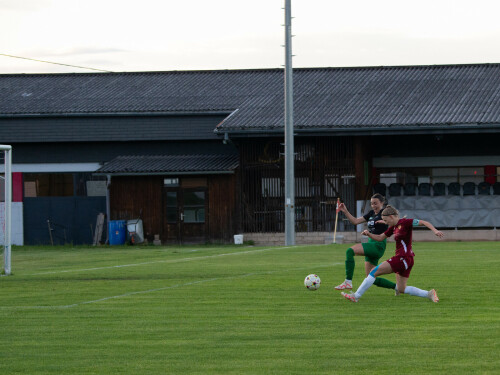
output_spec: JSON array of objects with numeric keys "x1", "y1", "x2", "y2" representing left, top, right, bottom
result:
[{"x1": 0, "y1": 145, "x2": 12, "y2": 275}]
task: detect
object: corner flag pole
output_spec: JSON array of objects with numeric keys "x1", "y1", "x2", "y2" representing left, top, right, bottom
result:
[{"x1": 333, "y1": 197, "x2": 340, "y2": 244}]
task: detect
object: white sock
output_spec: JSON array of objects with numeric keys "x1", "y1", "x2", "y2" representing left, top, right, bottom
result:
[
  {"x1": 404, "y1": 286, "x2": 429, "y2": 298},
  {"x1": 354, "y1": 275, "x2": 375, "y2": 299}
]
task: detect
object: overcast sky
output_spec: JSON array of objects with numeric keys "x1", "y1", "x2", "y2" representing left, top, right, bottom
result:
[{"x1": 1, "y1": 0, "x2": 500, "y2": 73}]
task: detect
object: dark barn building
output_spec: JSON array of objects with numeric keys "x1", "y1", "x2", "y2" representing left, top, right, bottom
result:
[{"x1": 1, "y1": 63, "x2": 500, "y2": 245}]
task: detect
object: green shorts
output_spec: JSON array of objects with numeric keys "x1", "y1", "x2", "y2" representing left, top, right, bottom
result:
[{"x1": 362, "y1": 238, "x2": 387, "y2": 266}]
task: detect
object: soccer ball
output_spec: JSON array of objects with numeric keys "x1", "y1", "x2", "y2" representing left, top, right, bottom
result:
[{"x1": 304, "y1": 274, "x2": 321, "y2": 290}]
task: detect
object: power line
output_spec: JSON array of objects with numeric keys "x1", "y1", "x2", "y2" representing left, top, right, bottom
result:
[{"x1": 0, "y1": 53, "x2": 113, "y2": 73}]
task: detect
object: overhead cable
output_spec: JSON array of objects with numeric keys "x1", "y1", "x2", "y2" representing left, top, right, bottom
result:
[{"x1": 0, "y1": 53, "x2": 113, "y2": 73}]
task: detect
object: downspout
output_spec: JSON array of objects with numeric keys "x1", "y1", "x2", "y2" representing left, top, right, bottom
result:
[{"x1": 106, "y1": 174, "x2": 111, "y2": 244}]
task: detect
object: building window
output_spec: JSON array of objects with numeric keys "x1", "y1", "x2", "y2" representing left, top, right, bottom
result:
[
  {"x1": 164, "y1": 178, "x2": 179, "y2": 187},
  {"x1": 24, "y1": 173, "x2": 73, "y2": 197},
  {"x1": 23, "y1": 173, "x2": 107, "y2": 197},
  {"x1": 183, "y1": 191, "x2": 205, "y2": 223},
  {"x1": 166, "y1": 192, "x2": 178, "y2": 223}
]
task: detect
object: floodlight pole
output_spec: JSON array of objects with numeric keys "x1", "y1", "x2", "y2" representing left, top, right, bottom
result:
[{"x1": 284, "y1": 0, "x2": 295, "y2": 246}]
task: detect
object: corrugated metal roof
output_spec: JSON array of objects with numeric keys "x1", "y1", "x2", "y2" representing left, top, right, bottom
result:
[
  {"x1": 2, "y1": 64, "x2": 500, "y2": 133},
  {"x1": 95, "y1": 154, "x2": 239, "y2": 175},
  {"x1": 218, "y1": 64, "x2": 500, "y2": 132},
  {"x1": 0, "y1": 69, "x2": 272, "y2": 115}
]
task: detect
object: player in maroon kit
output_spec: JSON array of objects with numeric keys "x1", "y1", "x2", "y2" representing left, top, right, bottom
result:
[{"x1": 341, "y1": 205, "x2": 444, "y2": 303}]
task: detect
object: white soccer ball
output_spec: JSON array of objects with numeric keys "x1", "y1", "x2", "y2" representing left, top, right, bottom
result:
[{"x1": 304, "y1": 274, "x2": 321, "y2": 290}]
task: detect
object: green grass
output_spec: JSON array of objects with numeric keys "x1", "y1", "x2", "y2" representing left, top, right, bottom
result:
[{"x1": 0, "y1": 242, "x2": 498, "y2": 374}]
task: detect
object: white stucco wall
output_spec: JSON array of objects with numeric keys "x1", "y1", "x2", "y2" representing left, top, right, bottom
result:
[{"x1": 0, "y1": 202, "x2": 24, "y2": 246}]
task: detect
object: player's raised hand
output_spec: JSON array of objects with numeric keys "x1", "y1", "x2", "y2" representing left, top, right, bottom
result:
[{"x1": 434, "y1": 230, "x2": 444, "y2": 238}]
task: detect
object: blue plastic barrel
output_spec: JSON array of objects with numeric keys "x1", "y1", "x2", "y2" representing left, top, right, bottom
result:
[{"x1": 108, "y1": 220, "x2": 126, "y2": 245}]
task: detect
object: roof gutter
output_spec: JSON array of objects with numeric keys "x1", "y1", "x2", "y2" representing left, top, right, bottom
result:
[
  {"x1": 0, "y1": 111, "x2": 233, "y2": 119},
  {"x1": 216, "y1": 124, "x2": 500, "y2": 137},
  {"x1": 94, "y1": 170, "x2": 236, "y2": 177}
]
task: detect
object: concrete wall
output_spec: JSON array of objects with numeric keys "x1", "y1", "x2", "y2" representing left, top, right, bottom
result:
[{"x1": 243, "y1": 229, "x2": 499, "y2": 246}]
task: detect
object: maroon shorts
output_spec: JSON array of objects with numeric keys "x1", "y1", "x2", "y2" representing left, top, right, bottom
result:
[{"x1": 387, "y1": 255, "x2": 414, "y2": 278}]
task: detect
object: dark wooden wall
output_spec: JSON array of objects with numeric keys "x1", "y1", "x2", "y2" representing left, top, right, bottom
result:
[
  {"x1": 207, "y1": 174, "x2": 238, "y2": 242},
  {"x1": 355, "y1": 137, "x2": 373, "y2": 201},
  {"x1": 109, "y1": 176, "x2": 163, "y2": 240},
  {"x1": 109, "y1": 174, "x2": 238, "y2": 243}
]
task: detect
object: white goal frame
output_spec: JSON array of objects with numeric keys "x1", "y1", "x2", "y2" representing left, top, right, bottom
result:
[{"x1": 0, "y1": 145, "x2": 12, "y2": 275}]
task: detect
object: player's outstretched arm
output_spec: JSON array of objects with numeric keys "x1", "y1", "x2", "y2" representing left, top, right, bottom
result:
[
  {"x1": 338, "y1": 203, "x2": 365, "y2": 225},
  {"x1": 361, "y1": 229, "x2": 387, "y2": 242},
  {"x1": 418, "y1": 220, "x2": 444, "y2": 238}
]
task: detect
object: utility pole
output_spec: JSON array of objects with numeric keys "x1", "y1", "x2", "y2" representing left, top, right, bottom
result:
[{"x1": 284, "y1": 0, "x2": 295, "y2": 246}]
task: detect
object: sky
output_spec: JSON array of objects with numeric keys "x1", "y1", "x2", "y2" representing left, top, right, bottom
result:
[{"x1": 1, "y1": 0, "x2": 500, "y2": 73}]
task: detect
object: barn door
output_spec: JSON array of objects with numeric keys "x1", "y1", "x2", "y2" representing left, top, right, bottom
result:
[
  {"x1": 164, "y1": 187, "x2": 207, "y2": 244},
  {"x1": 179, "y1": 189, "x2": 206, "y2": 243}
]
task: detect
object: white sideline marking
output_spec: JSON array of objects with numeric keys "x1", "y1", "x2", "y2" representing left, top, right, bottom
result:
[
  {"x1": 414, "y1": 249, "x2": 494, "y2": 252},
  {"x1": 29, "y1": 246, "x2": 299, "y2": 276},
  {"x1": 1, "y1": 262, "x2": 343, "y2": 310}
]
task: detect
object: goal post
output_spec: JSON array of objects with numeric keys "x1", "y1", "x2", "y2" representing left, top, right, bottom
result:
[{"x1": 0, "y1": 145, "x2": 12, "y2": 276}]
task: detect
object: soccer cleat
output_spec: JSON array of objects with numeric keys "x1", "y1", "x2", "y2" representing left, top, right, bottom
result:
[
  {"x1": 395, "y1": 288, "x2": 401, "y2": 296},
  {"x1": 428, "y1": 289, "x2": 439, "y2": 303},
  {"x1": 334, "y1": 281, "x2": 353, "y2": 290},
  {"x1": 341, "y1": 292, "x2": 359, "y2": 302}
]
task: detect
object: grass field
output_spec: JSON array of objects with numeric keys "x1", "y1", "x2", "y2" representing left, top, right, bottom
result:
[{"x1": 0, "y1": 242, "x2": 498, "y2": 374}]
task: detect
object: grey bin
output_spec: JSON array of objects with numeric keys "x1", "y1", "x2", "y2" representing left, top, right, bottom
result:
[{"x1": 127, "y1": 219, "x2": 144, "y2": 244}]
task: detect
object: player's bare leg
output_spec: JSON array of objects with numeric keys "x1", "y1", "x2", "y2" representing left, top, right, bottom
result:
[{"x1": 397, "y1": 274, "x2": 438, "y2": 302}]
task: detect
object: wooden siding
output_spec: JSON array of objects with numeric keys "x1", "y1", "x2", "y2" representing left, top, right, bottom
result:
[
  {"x1": 109, "y1": 174, "x2": 237, "y2": 243},
  {"x1": 109, "y1": 176, "x2": 163, "y2": 240},
  {"x1": 355, "y1": 137, "x2": 374, "y2": 202},
  {"x1": 0, "y1": 114, "x2": 226, "y2": 143},
  {"x1": 207, "y1": 174, "x2": 238, "y2": 242}
]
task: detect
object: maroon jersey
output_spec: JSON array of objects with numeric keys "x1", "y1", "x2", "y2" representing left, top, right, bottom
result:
[{"x1": 384, "y1": 218, "x2": 417, "y2": 257}]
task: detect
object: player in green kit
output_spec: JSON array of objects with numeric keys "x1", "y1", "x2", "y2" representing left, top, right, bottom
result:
[{"x1": 334, "y1": 194, "x2": 396, "y2": 292}]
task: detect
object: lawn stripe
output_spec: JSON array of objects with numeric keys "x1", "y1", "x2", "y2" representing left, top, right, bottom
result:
[
  {"x1": 26, "y1": 245, "x2": 314, "y2": 276},
  {"x1": 1, "y1": 262, "x2": 343, "y2": 310}
]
